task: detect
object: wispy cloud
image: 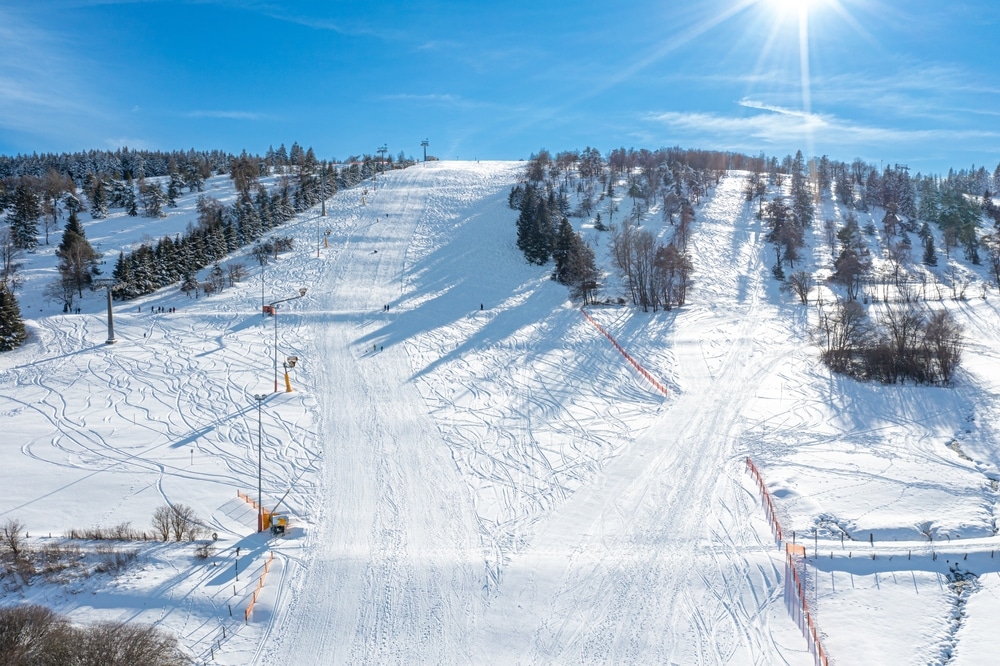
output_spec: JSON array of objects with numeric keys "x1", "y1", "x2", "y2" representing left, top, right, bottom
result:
[
  {"x1": 737, "y1": 99, "x2": 820, "y2": 121},
  {"x1": 183, "y1": 110, "x2": 269, "y2": 121},
  {"x1": 379, "y1": 93, "x2": 489, "y2": 110},
  {"x1": 0, "y1": 7, "x2": 111, "y2": 144},
  {"x1": 103, "y1": 136, "x2": 152, "y2": 150},
  {"x1": 645, "y1": 100, "x2": 1000, "y2": 157}
]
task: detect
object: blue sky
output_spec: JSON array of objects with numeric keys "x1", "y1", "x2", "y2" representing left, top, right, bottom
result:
[{"x1": 2, "y1": 0, "x2": 998, "y2": 175}]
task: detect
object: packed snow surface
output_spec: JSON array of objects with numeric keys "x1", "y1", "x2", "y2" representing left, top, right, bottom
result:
[{"x1": 3, "y1": 161, "x2": 1000, "y2": 664}]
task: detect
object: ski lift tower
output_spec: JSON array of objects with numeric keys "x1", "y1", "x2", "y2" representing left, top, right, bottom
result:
[
  {"x1": 421, "y1": 139, "x2": 429, "y2": 162},
  {"x1": 93, "y1": 279, "x2": 117, "y2": 344},
  {"x1": 378, "y1": 144, "x2": 388, "y2": 174}
]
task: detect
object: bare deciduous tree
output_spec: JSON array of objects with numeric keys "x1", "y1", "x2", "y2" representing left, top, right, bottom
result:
[
  {"x1": 151, "y1": 506, "x2": 172, "y2": 541},
  {"x1": 1, "y1": 518, "x2": 26, "y2": 557},
  {"x1": 786, "y1": 271, "x2": 814, "y2": 304},
  {"x1": 0, "y1": 227, "x2": 24, "y2": 290},
  {"x1": 923, "y1": 309, "x2": 963, "y2": 383}
]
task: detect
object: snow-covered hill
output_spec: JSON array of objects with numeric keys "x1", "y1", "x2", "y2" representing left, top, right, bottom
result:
[{"x1": 3, "y1": 161, "x2": 1000, "y2": 664}]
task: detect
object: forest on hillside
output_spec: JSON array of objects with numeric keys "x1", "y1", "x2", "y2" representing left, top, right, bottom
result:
[
  {"x1": 508, "y1": 146, "x2": 1000, "y2": 385},
  {"x1": 2, "y1": 141, "x2": 1000, "y2": 385}
]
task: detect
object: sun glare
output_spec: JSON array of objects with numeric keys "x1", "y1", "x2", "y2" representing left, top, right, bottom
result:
[{"x1": 769, "y1": 0, "x2": 816, "y2": 15}]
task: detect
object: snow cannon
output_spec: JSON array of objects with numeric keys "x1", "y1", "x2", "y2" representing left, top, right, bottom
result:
[{"x1": 270, "y1": 513, "x2": 289, "y2": 535}]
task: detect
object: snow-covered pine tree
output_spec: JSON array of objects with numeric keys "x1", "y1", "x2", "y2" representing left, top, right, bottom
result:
[
  {"x1": 0, "y1": 284, "x2": 27, "y2": 351},
  {"x1": 9, "y1": 183, "x2": 41, "y2": 251},
  {"x1": 55, "y1": 210, "x2": 101, "y2": 297}
]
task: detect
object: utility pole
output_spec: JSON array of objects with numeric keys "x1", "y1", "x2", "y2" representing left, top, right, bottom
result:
[{"x1": 253, "y1": 394, "x2": 266, "y2": 532}]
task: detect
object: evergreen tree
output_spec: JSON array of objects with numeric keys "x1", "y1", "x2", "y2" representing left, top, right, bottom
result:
[
  {"x1": 552, "y1": 217, "x2": 577, "y2": 283},
  {"x1": 89, "y1": 179, "x2": 108, "y2": 219},
  {"x1": 167, "y1": 172, "x2": 184, "y2": 207},
  {"x1": 922, "y1": 236, "x2": 938, "y2": 266},
  {"x1": 9, "y1": 183, "x2": 41, "y2": 251},
  {"x1": 124, "y1": 181, "x2": 138, "y2": 216},
  {"x1": 64, "y1": 192, "x2": 84, "y2": 216},
  {"x1": 527, "y1": 196, "x2": 555, "y2": 265},
  {"x1": 289, "y1": 142, "x2": 304, "y2": 169},
  {"x1": 514, "y1": 185, "x2": 555, "y2": 265},
  {"x1": 0, "y1": 284, "x2": 28, "y2": 351},
  {"x1": 816, "y1": 155, "x2": 832, "y2": 194},
  {"x1": 56, "y1": 210, "x2": 102, "y2": 296},
  {"x1": 274, "y1": 143, "x2": 289, "y2": 171},
  {"x1": 140, "y1": 182, "x2": 166, "y2": 218},
  {"x1": 508, "y1": 184, "x2": 525, "y2": 210},
  {"x1": 790, "y1": 150, "x2": 814, "y2": 227},
  {"x1": 515, "y1": 185, "x2": 538, "y2": 259},
  {"x1": 111, "y1": 252, "x2": 135, "y2": 299}
]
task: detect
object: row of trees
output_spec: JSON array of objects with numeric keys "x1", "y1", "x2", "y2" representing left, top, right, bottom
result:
[
  {"x1": 102, "y1": 148, "x2": 405, "y2": 301},
  {"x1": 512, "y1": 183, "x2": 600, "y2": 303},
  {"x1": 0, "y1": 604, "x2": 186, "y2": 665},
  {"x1": 0, "y1": 144, "x2": 404, "y2": 256},
  {"x1": 819, "y1": 301, "x2": 963, "y2": 384},
  {"x1": 515, "y1": 147, "x2": 708, "y2": 309},
  {"x1": 0, "y1": 144, "x2": 410, "y2": 354},
  {"x1": 108, "y1": 185, "x2": 301, "y2": 300}
]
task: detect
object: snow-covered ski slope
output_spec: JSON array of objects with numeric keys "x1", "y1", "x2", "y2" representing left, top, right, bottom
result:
[{"x1": 4, "y1": 161, "x2": 1000, "y2": 664}]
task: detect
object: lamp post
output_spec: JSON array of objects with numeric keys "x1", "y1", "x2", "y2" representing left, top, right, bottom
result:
[
  {"x1": 268, "y1": 288, "x2": 307, "y2": 392},
  {"x1": 321, "y1": 161, "x2": 327, "y2": 218},
  {"x1": 253, "y1": 394, "x2": 267, "y2": 532},
  {"x1": 318, "y1": 162, "x2": 327, "y2": 258}
]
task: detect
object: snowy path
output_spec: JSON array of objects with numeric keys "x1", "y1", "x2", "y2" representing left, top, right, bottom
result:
[
  {"x1": 260, "y1": 169, "x2": 805, "y2": 664},
  {"x1": 476, "y1": 174, "x2": 803, "y2": 663},
  {"x1": 261, "y1": 164, "x2": 506, "y2": 664}
]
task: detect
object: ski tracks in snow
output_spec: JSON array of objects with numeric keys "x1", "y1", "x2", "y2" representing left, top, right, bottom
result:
[{"x1": 475, "y1": 174, "x2": 802, "y2": 664}]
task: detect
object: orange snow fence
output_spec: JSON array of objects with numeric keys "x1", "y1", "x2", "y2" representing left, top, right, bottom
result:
[
  {"x1": 237, "y1": 490, "x2": 258, "y2": 510},
  {"x1": 580, "y1": 309, "x2": 669, "y2": 397},
  {"x1": 785, "y1": 544, "x2": 831, "y2": 666},
  {"x1": 244, "y1": 551, "x2": 275, "y2": 622},
  {"x1": 238, "y1": 490, "x2": 274, "y2": 529},
  {"x1": 746, "y1": 458, "x2": 831, "y2": 665},
  {"x1": 744, "y1": 457, "x2": 783, "y2": 544}
]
